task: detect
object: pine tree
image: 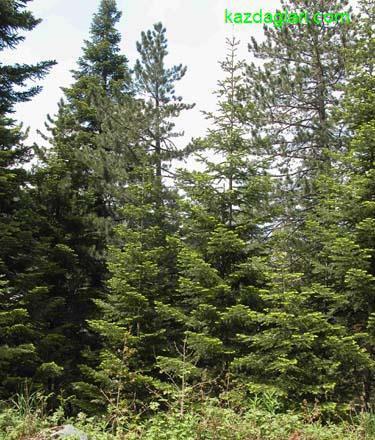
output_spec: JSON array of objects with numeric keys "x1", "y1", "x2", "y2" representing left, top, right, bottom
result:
[
  {"x1": 74, "y1": 22, "x2": 195, "y2": 412},
  {"x1": 296, "y1": 0, "x2": 375, "y2": 404},
  {"x1": 134, "y1": 22, "x2": 194, "y2": 193},
  {"x1": 0, "y1": 0, "x2": 55, "y2": 397},
  {"x1": 245, "y1": 0, "x2": 352, "y2": 231},
  {"x1": 300, "y1": 0, "x2": 374, "y2": 404}
]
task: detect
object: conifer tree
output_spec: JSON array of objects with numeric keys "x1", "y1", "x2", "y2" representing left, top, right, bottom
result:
[
  {"x1": 78, "y1": 152, "x2": 184, "y2": 412},
  {"x1": 31, "y1": 0, "x2": 132, "y2": 397},
  {"x1": 159, "y1": 38, "x2": 270, "y2": 381},
  {"x1": 294, "y1": 0, "x2": 375, "y2": 404},
  {"x1": 82, "y1": 171, "x2": 179, "y2": 411},
  {"x1": 0, "y1": 0, "x2": 55, "y2": 397},
  {"x1": 234, "y1": 0, "x2": 374, "y2": 407},
  {"x1": 232, "y1": 253, "x2": 372, "y2": 409},
  {"x1": 41, "y1": 0, "x2": 132, "y2": 222},
  {"x1": 134, "y1": 22, "x2": 194, "y2": 193},
  {"x1": 77, "y1": 23, "x2": 194, "y2": 411},
  {"x1": 245, "y1": 0, "x2": 352, "y2": 230}
]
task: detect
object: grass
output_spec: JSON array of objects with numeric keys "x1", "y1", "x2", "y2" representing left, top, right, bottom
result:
[{"x1": 0, "y1": 392, "x2": 374, "y2": 440}]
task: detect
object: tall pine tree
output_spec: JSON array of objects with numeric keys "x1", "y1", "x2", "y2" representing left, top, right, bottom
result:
[
  {"x1": 80, "y1": 23, "x2": 194, "y2": 413},
  {"x1": 134, "y1": 22, "x2": 194, "y2": 194},
  {"x1": 245, "y1": 0, "x2": 352, "y2": 234}
]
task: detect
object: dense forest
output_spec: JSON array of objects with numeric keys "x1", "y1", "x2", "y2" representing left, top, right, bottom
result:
[{"x1": 0, "y1": 0, "x2": 374, "y2": 439}]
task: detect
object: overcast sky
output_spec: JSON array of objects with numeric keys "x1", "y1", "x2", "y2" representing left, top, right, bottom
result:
[{"x1": 3, "y1": 0, "x2": 286, "y2": 147}]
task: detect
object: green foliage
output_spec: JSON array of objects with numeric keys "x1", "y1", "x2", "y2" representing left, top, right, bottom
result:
[
  {"x1": 135, "y1": 22, "x2": 194, "y2": 182},
  {"x1": 1, "y1": 393, "x2": 375, "y2": 440},
  {"x1": 0, "y1": 0, "x2": 55, "y2": 398},
  {"x1": 28, "y1": 0, "x2": 136, "y2": 401},
  {"x1": 232, "y1": 256, "x2": 372, "y2": 405},
  {"x1": 0, "y1": 0, "x2": 374, "y2": 429},
  {"x1": 0, "y1": 388, "x2": 50, "y2": 440}
]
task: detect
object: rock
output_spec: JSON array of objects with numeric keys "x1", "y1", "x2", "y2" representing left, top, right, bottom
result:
[{"x1": 51, "y1": 424, "x2": 88, "y2": 440}]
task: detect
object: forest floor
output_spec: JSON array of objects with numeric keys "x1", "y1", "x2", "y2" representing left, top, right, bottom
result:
[{"x1": 1, "y1": 402, "x2": 375, "y2": 440}]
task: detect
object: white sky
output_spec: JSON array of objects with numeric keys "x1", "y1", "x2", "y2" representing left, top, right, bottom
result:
[{"x1": 4, "y1": 0, "x2": 283, "y2": 147}]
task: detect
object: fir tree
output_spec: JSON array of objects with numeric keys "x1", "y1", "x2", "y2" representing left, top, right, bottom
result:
[
  {"x1": 41, "y1": 0, "x2": 132, "y2": 221},
  {"x1": 31, "y1": 0, "x2": 132, "y2": 399},
  {"x1": 81, "y1": 161, "x2": 182, "y2": 412},
  {"x1": 238, "y1": 0, "x2": 374, "y2": 407},
  {"x1": 0, "y1": 0, "x2": 55, "y2": 397},
  {"x1": 295, "y1": 0, "x2": 375, "y2": 404},
  {"x1": 232, "y1": 253, "x2": 372, "y2": 409},
  {"x1": 159, "y1": 38, "x2": 270, "y2": 381}
]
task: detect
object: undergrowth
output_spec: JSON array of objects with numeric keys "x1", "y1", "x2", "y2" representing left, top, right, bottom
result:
[{"x1": 0, "y1": 391, "x2": 374, "y2": 440}]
